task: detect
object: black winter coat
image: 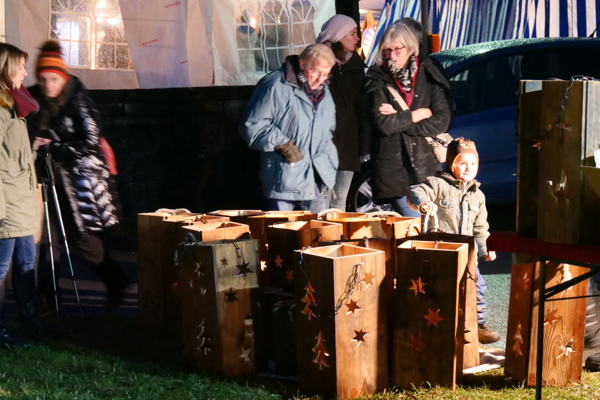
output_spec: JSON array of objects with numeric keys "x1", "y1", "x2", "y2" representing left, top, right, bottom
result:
[
  {"x1": 365, "y1": 55, "x2": 452, "y2": 203},
  {"x1": 328, "y1": 52, "x2": 370, "y2": 172},
  {"x1": 27, "y1": 76, "x2": 117, "y2": 239}
]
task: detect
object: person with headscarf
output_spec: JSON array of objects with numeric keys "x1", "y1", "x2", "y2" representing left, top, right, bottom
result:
[{"x1": 316, "y1": 14, "x2": 370, "y2": 211}]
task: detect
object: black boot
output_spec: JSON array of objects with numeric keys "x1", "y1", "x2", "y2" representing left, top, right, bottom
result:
[
  {"x1": 12, "y1": 269, "x2": 65, "y2": 339},
  {"x1": 0, "y1": 279, "x2": 27, "y2": 347},
  {"x1": 92, "y1": 258, "x2": 130, "y2": 312}
]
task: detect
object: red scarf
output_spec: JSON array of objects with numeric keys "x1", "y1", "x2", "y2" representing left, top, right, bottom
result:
[
  {"x1": 382, "y1": 57, "x2": 419, "y2": 107},
  {"x1": 9, "y1": 86, "x2": 39, "y2": 118}
]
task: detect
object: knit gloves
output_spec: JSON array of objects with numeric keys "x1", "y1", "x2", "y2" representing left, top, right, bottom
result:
[{"x1": 275, "y1": 140, "x2": 304, "y2": 164}]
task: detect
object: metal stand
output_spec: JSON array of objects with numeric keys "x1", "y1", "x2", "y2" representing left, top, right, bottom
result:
[
  {"x1": 39, "y1": 149, "x2": 85, "y2": 327},
  {"x1": 535, "y1": 256, "x2": 600, "y2": 400}
]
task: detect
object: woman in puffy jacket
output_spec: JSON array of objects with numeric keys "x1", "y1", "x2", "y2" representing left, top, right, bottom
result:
[
  {"x1": 26, "y1": 41, "x2": 128, "y2": 314},
  {"x1": 364, "y1": 23, "x2": 451, "y2": 216}
]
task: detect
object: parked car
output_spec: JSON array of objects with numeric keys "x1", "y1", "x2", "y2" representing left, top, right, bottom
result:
[{"x1": 348, "y1": 37, "x2": 600, "y2": 212}]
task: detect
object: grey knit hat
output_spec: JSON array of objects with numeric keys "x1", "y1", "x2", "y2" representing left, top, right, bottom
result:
[{"x1": 316, "y1": 14, "x2": 357, "y2": 44}]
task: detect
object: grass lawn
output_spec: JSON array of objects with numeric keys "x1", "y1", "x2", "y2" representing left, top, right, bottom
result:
[{"x1": 0, "y1": 316, "x2": 599, "y2": 400}]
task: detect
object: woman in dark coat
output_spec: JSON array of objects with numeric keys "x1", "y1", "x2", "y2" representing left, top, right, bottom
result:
[
  {"x1": 365, "y1": 23, "x2": 452, "y2": 216},
  {"x1": 26, "y1": 41, "x2": 128, "y2": 313},
  {"x1": 316, "y1": 15, "x2": 369, "y2": 211}
]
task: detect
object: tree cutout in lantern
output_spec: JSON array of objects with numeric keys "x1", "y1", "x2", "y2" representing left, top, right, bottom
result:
[
  {"x1": 171, "y1": 282, "x2": 179, "y2": 294},
  {"x1": 424, "y1": 308, "x2": 444, "y2": 327},
  {"x1": 194, "y1": 261, "x2": 204, "y2": 278},
  {"x1": 189, "y1": 279, "x2": 194, "y2": 289},
  {"x1": 274, "y1": 255, "x2": 283, "y2": 268},
  {"x1": 312, "y1": 331, "x2": 331, "y2": 370},
  {"x1": 196, "y1": 319, "x2": 212, "y2": 355},
  {"x1": 225, "y1": 287, "x2": 239, "y2": 303},
  {"x1": 240, "y1": 347, "x2": 251, "y2": 363},
  {"x1": 409, "y1": 277, "x2": 427, "y2": 296},
  {"x1": 300, "y1": 282, "x2": 319, "y2": 321},
  {"x1": 512, "y1": 322, "x2": 524, "y2": 357},
  {"x1": 408, "y1": 334, "x2": 425, "y2": 353},
  {"x1": 244, "y1": 316, "x2": 254, "y2": 338},
  {"x1": 352, "y1": 328, "x2": 368, "y2": 346},
  {"x1": 286, "y1": 269, "x2": 294, "y2": 282}
]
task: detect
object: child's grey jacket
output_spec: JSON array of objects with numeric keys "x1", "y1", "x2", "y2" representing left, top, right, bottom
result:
[{"x1": 410, "y1": 172, "x2": 489, "y2": 258}]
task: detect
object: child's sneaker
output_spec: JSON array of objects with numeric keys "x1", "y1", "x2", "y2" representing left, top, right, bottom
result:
[{"x1": 478, "y1": 324, "x2": 500, "y2": 344}]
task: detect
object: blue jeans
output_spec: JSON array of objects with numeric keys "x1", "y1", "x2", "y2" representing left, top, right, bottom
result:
[
  {"x1": 476, "y1": 265, "x2": 488, "y2": 326},
  {"x1": 0, "y1": 236, "x2": 36, "y2": 280},
  {"x1": 268, "y1": 190, "x2": 331, "y2": 214},
  {"x1": 390, "y1": 196, "x2": 421, "y2": 218},
  {"x1": 330, "y1": 170, "x2": 354, "y2": 212}
]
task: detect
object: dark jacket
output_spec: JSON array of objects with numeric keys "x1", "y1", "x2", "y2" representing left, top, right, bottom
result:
[
  {"x1": 0, "y1": 90, "x2": 39, "y2": 239},
  {"x1": 365, "y1": 55, "x2": 452, "y2": 203},
  {"x1": 27, "y1": 76, "x2": 117, "y2": 239},
  {"x1": 328, "y1": 52, "x2": 369, "y2": 172}
]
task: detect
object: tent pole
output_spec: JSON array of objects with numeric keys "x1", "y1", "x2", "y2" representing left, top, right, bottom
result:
[{"x1": 420, "y1": 0, "x2": 429, "y2": 53}]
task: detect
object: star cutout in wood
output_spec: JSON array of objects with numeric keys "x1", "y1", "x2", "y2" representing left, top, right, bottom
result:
[
  {"x1": 352, "y1": 329, "x2": 368, "y2": 346},
  {"x1": 236, "y1": 262, "x2": 254, "y2": 277},
  {"x1": 408, "y1": 277, "x2": 427, "y2": 296},
  {"x1": 220, "y1": 257, "x2": 228, "y2": 266},
  {"x1": 512, "y1": 322, "x2": 524, "y2": 357},
  {"x1": 408, "y1": 335, "x2": 425, "y2": 353},
  {"x1": 345, "y1": 299, "x2": 361, "y2": 314},
  {"x1": 240, "y1": 347, "x2": 251, "y2": 363},
  {"x1": 544, "y1": 309, "x2": 560, "y2": 328},
  {"x1": 194, "y1": 261, "x2": 204, "y2": 278},
  {"x1": 274, "y1": 255, "x2": 283, "y2": 268},
  {"x1": 199, "y1": 287, "x2": 207, "y2": 296},
  {"x1": 361, "y1": 270, "x2": 376, "y2": 287},
  {"x1": 286, "y1": 269, "x2": 294, "y2": 282},
  {"x1": 225, "y1": 287, "x2": 238, "y2": 303},
  {"x1": 424, "y1": 308, "x2": 444, "y2": 327}
]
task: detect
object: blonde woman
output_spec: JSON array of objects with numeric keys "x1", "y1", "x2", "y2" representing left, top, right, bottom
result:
[{"x1": 365, "y1": 23, "x2": 451, "y2": 216}]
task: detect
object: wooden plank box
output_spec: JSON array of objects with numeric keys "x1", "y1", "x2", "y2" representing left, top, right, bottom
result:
[
  {"x1": 504, "y1": 259, "x2": 587, "y2": 386},
  {"x1": 177, "y1": 238, "x2": 260, "y2": 376},
  {"x1": 395, "y1": 240, "x2": 469, "y2": 390},
  {"x1": 294, "y1": 244, "x2": 387, "y2": 399},
  {"x1": 396, "y1": 233, "x2": 480, "y2": 370},
  {"x1": 517, "y1": 80, "x2": 600, "y2": 244},
  {"x1": 267, "y1": 220, "x2": 343, "y2": 291},
  {"x1": 137, "y1": 212, "x2": 230, "y2": 331},
  {"x1": 323, "y1": 214, "x2": 389, "y2": 240}
]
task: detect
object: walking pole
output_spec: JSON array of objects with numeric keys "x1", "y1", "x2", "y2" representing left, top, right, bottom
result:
[{"x1": 42, "y1": 151, "x2": 85, "y2": 328}]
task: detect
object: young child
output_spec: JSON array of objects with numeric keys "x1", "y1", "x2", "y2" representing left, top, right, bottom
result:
[{"x1": 409, "y1": 137, "x2": 499, "y2": 344}]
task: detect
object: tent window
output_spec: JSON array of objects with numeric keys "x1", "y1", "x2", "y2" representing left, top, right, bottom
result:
[
  {"x1": 50, "y1": 0, "x2": 133, "y2": 70},
  {"x1": 235, "y1": 0, "x2": 315, "y2": 75}
]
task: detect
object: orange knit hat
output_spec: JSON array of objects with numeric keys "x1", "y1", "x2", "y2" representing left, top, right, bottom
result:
[{"x1": 36, "y1": 41, "x2": 69, "y2": 80}]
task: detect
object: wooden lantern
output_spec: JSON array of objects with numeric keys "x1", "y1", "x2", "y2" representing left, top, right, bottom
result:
[
  {"x1": 294, "y1": 244, "x2": 387, "y2": 399},
  {"x1": 177, "y1": 238, "x2": 260, "y2": 376},
  {"x1": 517, "y1": 80, "x2": 600, "y2": 244},
  {"x1": 137, "y1": 212, "x2": 229, "y2": 331},
  {"x1": 323, "y1": 213, "x2": 387, "y2": 239},
  {"x1": 394, "y1": 240, "x2": 470, "y2": 390},
  {"x1": 267, "y1": 220, "x2": 343, "y2": 291},
  {"x1": 504, "y1": 259, "x2": 587, "y2": 386}
]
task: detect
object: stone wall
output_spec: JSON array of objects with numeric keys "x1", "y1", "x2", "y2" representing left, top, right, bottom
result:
[{"x1": 88, "y1": 86, "x2": 263, "y2": 235}]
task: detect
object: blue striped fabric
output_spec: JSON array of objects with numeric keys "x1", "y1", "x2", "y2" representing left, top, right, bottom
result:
[{"x1": 365, "y1": 0, "x2": 600, "y2": 65}]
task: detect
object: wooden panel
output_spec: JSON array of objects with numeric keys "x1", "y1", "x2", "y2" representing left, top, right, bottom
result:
[
  {"x1": 504, "y1": 262, "x2": 536, "y2": 380},
  {"x1": 516, "y1": 81, "x2": 542, "y2": 238},
  {"x1": 526, "y1": 262, "x2": 587, "y2": 386},
  {"x1": 396, "y1": 232, "x2": 479, "y2": 370},
  {"x1": 178, "y1": 239, "x2": 260, "y2": 376},
  {"x1": 267, "y1": 220, "x2": 343, "y2": 291},
  {"x1": 395, "y1": 241, "x2": 469, "y2": 390},
  {"x1": 294, "y1": 245, "x2": 387, "y2": 399}
]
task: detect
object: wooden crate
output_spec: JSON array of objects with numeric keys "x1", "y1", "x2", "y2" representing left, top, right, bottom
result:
[
  {"x1": 294, "y1": 244, "x2": 387, "y2": 399},
  {"x1": 137, "y1": 212, "x2": 229, "y2": 330},
  {"x1": 504, "y1": 259, "x2": 587, "y2": 386},
  {"x1": 517, "y1": 80, "x2": 600, "y2": 244},
  {"x1": 177, "y1": 238, "x2": 260, "y2": 376},
  {"x1": 395, "y1": 240, "x2": 469, "y2": 390},
  {"x1": 323, "y1": 214, "x2": 388, "y2": 239},
  {"x1": 396, "y1": 232, "x2": 480, "y2": 370},
  {"x1": 267, "y1": 220, "x2": 343, "y2": 291}
]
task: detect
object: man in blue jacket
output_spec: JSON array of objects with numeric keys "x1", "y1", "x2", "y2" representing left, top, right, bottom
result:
[{"x1": 241, "y1": 44, "x2": 338, "y2": 213}]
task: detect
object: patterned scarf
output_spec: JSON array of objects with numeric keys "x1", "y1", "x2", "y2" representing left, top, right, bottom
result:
[
  {"x1": 384, "y1": 55, "x2": 419, "y2": 106},
  {"x1": 297, "y1": 70, "x2": 326, "y2": 109}
]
